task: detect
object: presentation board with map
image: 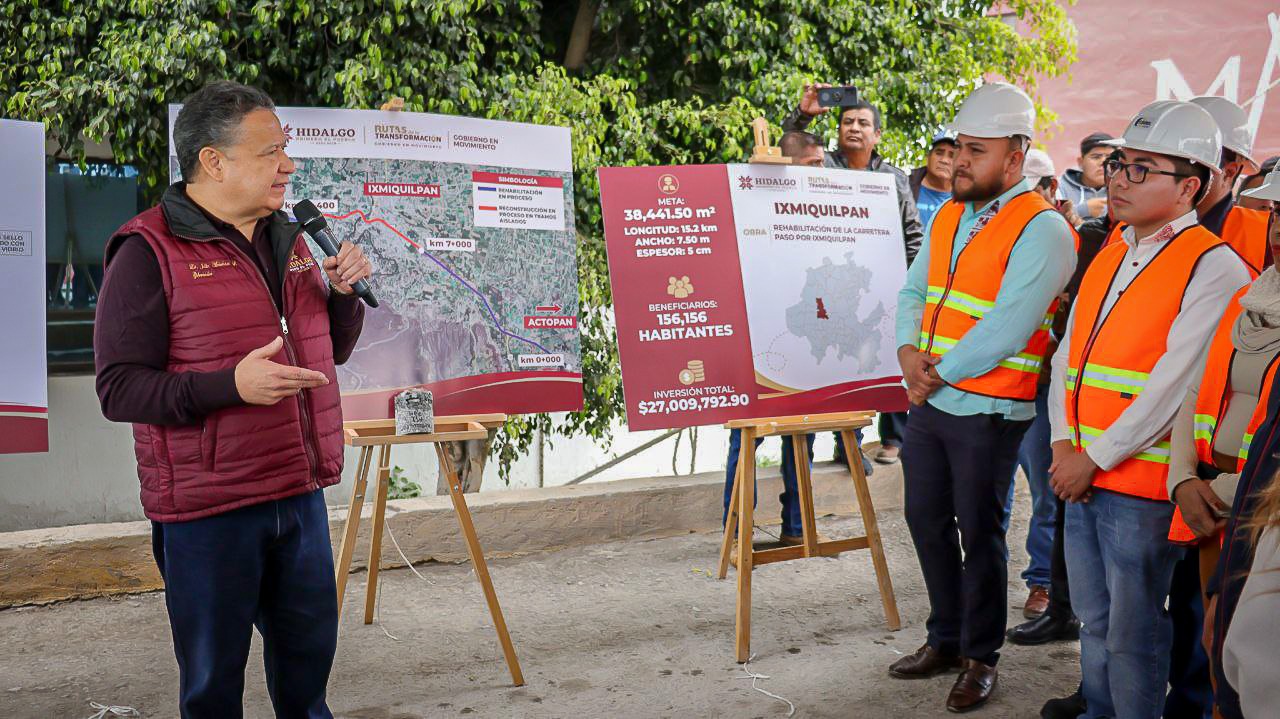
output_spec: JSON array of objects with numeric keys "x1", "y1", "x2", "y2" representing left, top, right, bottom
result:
[
  {"x1": 599, "y1": 163, "x2": 908, "y2": 431},
  {"x1": 168, "y1": 106, "x2": 581, "y2": 419},
  {"x1": 0, "y1": 119, "x2": 48, "y2": 454}
]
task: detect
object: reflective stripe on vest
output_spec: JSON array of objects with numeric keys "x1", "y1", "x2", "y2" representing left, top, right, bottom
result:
[
  {"x1": 917, "y1": 191, "x2": 1070, "y2": 401},
  {"x1": 1065, "y1": 224, "x2": 1230, "y2": 503}
]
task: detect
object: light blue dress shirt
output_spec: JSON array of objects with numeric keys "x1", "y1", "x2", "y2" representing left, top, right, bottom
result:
[{"x1": 894, "y1": 179, "x2": 1077, "y2": 420}]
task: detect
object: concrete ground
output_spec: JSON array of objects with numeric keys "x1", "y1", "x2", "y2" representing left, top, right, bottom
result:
[{"x1": 0, "y1": 481, "x2": 1078, "y2": 718}]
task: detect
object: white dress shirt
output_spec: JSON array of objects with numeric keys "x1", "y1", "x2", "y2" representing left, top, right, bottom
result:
[{"x1": 1048, "y1": 211, "x2": 1253, "y2": 471}]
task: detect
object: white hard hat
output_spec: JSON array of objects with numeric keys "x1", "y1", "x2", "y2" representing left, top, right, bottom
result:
[
  {"x1": 1107, "y1": 100, "x2": 1222, "y2": 171},
  {"x1": 1242, "y1": 165, "x2": 1280, "y2": 202},
  {"x1": 947, "y1": 82, "x2": 1036, "y2": 139},
  {"x1": 1023, "y1": 148, "x2": 1056, "y2": 183},
  {"x1": 1190, "y1": 95, "x2": 1259, "y2": 172}
]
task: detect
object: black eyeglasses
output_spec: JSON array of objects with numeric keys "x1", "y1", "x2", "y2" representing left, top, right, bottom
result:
[{"x1": 1104, "y1": 159, "x2": 1193, "y2": 184}]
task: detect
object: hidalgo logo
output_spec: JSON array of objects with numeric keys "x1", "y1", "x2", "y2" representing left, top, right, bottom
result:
[
  {"x1": 281, "y1": 123, "x2": 357, "y2": 144},
  {"x1": 288, "y1": 253, "x2": 317, "y2": 273},
  {"x1": 737, "y1": 175, "x2": 796, "y2": 191}
]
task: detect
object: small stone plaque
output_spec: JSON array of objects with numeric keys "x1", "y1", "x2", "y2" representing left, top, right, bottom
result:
[{"x1": 394, "y1": 389, "x2": 434, "y2": 435}]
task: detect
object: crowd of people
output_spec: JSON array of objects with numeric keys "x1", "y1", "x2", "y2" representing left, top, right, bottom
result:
[
  {"x1": 734, "y1": 83, "x2": 1280, "y2": 717},
  {"x1": 92, "y1": 75, "x2": 1280, "y2": 718}
]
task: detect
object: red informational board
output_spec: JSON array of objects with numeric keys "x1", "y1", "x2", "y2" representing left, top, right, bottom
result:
[{"x1": 600, "y1": 164, "x2": 909, "y2": 431}]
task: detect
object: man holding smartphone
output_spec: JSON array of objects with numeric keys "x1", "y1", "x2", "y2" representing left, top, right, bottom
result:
[{"x1": 783, "y1": 83, "x2": 924, "y2": 263}]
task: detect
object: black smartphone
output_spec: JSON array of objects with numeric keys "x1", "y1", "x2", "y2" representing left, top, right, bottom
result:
[{"x1": 816, "y1": 85, "x2": 859, "y2": 108}]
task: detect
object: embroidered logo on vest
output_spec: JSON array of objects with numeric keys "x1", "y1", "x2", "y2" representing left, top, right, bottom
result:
[{"x1": 288, "y1": 253, "x2": 317, "y2": 273}]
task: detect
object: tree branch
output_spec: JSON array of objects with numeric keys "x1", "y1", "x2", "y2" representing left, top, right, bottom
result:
[{"x1": 563, "y1": 0, "x2": 598, "y2": 70}]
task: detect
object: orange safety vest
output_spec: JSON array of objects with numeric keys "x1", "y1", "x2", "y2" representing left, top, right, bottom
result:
[
  {"x1": 1220, "y1": 205, "x2": 1271, "y2": 273},
  {"x1": 1102, "y1": 222, "x2": 1126, "y2": 249},
  {"x1": 1169, "y1": 286, "x2": 1278, "y2": 543},
  {"x1": 1110, "y1": 206, "x2": 1271, "y2": 269},
  {"x1": 918, "y1": 191, "x2": 1066, "y2": 401},
  {"x1": 1066, "y1": 224, "x2": 1228, "y2": 501}
]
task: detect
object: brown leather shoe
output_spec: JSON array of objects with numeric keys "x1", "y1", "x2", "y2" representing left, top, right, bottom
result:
[
  {"x1": 779, "y1": 532, "x2": 831, "y2": 546},
  {"x1": 1023, "y1": 585, "x2": 1050, "y2": 620},
  {"x1": 946, "y1": 659, "x2": 997, "y2": 713},
  {"x1": 888, "y1": 643, "x2": 963, "y2": 679}
]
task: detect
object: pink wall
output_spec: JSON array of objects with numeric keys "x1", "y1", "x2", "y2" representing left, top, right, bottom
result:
[{"x1": 1034, "y1": 0, "x2": 1279, "y2": 175}]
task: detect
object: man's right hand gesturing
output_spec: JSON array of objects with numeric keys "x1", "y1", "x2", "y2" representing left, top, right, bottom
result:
[{"x1": 234, "y1": 337, "x2": 330, "y2": 406}]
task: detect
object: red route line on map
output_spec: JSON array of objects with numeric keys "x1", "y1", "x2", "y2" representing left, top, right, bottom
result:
[{"x1": 324, "y1": 209, "x2": 422, "y2": 250}]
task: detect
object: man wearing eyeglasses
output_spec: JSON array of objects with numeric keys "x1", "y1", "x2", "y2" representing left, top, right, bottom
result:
[{"x1": 1047, "y1": 101, "x2": 1251, "y2": 719}]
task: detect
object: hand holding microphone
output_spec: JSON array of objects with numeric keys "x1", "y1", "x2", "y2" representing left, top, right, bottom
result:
[{"x1": 292, "y1": 199, "x2": 379, "y2": 307}]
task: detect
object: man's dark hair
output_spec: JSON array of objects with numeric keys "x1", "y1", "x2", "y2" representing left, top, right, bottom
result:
[
  {"x1": 173, "y1": 81, "x2": 276, "y2": 182},
  {"x1": 779, "y1": 131, "x2": 823, "y2": 158},
  {"x1": 839, "y1": 99, "x2": 882, "y2": 131},
  {"x1": 1242, "y1": 156, "x2": 1279, "y2": 190},
  {"x1": 1169, "y1": 156, "x2": 1213, "y2": 204},
  {"x1": 1035, "y1": 176, "x2": 1054, "y2": 192}
]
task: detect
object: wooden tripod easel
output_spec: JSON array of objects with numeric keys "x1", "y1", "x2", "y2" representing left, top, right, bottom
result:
[
  {"x1": 334, "y1": 414, "x2": 524, "y2": 686},
  {"x1": 717, "y1": 411, "x2": 901, "y2": 662}
]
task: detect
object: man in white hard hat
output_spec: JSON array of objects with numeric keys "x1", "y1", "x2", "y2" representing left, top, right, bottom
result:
[
  {"x1": 1191, "y1": 96, "x2": 1270, "y2": 273},
  {"x1": 1047, "y1": 100, "x2": 1251, "y2": 719},
  {"x1": 1161, "y1": 96, "x2": 1268, "y2": 719},
  {"x1": 892, "y1": 82, "x2": 1077, "y2": 712},
  {"x1": 1204, "y1": 161, "x2": 1280, "y2": 719}
]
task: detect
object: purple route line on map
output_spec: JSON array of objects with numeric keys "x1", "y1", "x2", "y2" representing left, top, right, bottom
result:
[{"x1": 327, "y1": 209, "x2": 554, "y2": 355}]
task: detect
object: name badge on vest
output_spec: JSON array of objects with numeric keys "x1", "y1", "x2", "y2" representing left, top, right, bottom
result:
[{"x1": 187, "y1": 259, "x2": 238, "y2": 280}]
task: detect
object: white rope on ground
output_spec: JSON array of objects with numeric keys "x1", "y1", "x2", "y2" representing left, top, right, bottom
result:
[
  {"x1": 736, "y1": 654, "x2": 797, "y2": 717},
  {"x1": 370, "y1": 514, "x2": 441, "y2": 641},
  {"x1": 84, "y1": 701, "x2": 140, "y2": 718},
  {"x1": 385, "y1": 513, "x2": 435, "y2": 584}
]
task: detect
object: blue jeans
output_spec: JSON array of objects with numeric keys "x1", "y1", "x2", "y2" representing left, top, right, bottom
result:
[
  {"x1": 1066, "y1": 491, "x2": 1181, "y2": 719},
  {"x1": 152, "y1": 490, "x2": 338, "y2": 719},
  {"x1": 724, "y1": 430, "x2": 815, "y2": 537},
  {"x1": 1001, "y1": 384, "x2": 1056, "y2": 588}
]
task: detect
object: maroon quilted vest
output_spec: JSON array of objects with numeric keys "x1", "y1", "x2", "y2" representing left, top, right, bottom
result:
[{"x1": 107, "y1": 203, "x2": 345, "y2": 522}]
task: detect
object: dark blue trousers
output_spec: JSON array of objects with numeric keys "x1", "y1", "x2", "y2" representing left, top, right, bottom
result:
[
  {"x1": 152, "y1": 489, "x2": 339, "y2": 719},
  {"x1": 1164, "y1": 547, "x2": 1213, "y2": 719},
  {"x1": 724, "y1": 429, "x2": 815, "y2": 537},
  {"x1": 901, "y1": 402, "x2": 1029, "y2": 664}
]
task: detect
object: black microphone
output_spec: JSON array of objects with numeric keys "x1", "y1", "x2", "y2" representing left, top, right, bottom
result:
[{"x1": 292, "y1": 199, "x2": 378, "y2": 308}]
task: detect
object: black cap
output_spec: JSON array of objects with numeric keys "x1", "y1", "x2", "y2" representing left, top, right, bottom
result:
[{"x1": 1080, "y1": 132, "x2": 1115, "y2": 156}]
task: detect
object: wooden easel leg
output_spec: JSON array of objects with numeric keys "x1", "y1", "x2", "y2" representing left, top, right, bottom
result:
[
  {"x1": 435, "y1": 444, "x2": 525, "y2": 686},
  {"x1": 717, "y1": 458, "x2": 743, "y2": 579},
  {"x1": 735, "y1": 428, "x2": 756, "y2": 663},
  {"x1": 335, "y1": 445, "x2": 374, "y2": 616},
  {"x1": 363, "y1": 444, "x2": 392, "y2": 625},
  {"x1": 840, "y1": 430, "x2": 901, "y2": 630},
  {"x1": 791, "y1": 433, "x2": 819, "y2": 558}
]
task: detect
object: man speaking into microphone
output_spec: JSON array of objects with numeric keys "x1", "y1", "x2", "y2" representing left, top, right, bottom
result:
[{"x1": 94, "y1": 80, "x2": 372, "y2": 718}]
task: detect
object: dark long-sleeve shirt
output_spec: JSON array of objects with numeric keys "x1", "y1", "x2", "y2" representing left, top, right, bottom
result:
[
  {"x1": 781, "y1": 107, "x2": 925, "y2": 264},
  {"x1": 95, "y1": 195, "x2": 364, "y2": 427}
]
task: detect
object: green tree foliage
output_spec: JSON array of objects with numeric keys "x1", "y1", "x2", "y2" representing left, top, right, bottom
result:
[{"x1": 3, "y1": 0, "x2": 1075, "y2": 477}]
